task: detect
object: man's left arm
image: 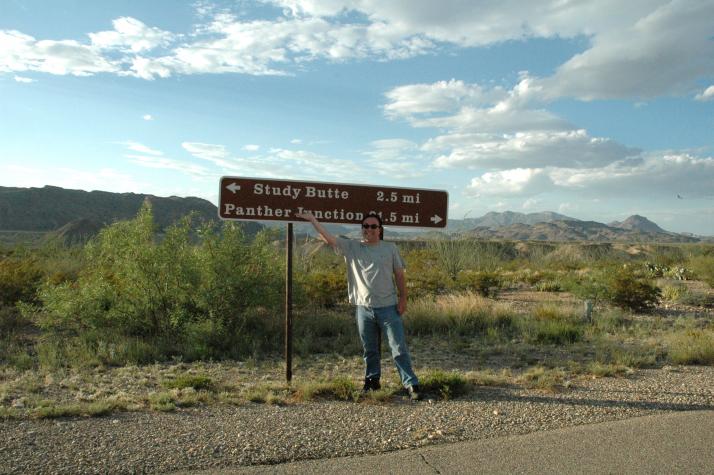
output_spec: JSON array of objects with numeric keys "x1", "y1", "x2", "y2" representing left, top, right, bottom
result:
[{"x1": 395, "y1": 267, "x2": 407, "y2": 315}]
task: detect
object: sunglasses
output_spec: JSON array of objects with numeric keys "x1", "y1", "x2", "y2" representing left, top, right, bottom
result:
[{"x1": 362, "y1": 224, "x2": 380, "y2": 229}]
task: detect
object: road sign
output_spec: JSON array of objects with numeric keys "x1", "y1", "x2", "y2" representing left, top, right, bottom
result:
[{"x1": 218, "y1": 176, "x2": 449, "y2": 228}]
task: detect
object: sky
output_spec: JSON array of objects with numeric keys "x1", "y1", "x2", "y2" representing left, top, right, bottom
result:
[{"x1": 1, "y1": 0, "x2": 713, "y2": 234}]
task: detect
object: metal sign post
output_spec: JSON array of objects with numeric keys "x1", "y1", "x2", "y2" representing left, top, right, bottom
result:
[
  {"x1": 218, "y1": 176, "x2": 449, "y2": 383},
  {"x1": 285, "y1": 223, "x2": 293, "y2": 382}
]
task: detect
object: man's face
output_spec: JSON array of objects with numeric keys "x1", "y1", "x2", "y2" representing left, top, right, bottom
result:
[{"x1": 361, "y1": 217, "x2": 381, "y2": 244}]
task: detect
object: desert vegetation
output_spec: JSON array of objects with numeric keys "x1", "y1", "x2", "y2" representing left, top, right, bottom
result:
[{"x1": 1, "y1": 205, "x2": 713, "y2": 418}]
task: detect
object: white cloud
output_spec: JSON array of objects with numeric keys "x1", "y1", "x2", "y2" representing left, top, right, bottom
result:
[
  {"x1": 290, "y1": 139, "x2": 303, "y2": 144},
  {"x1": 123, "y1": 141, "x2": 163, "y2": 156},
  {"x1": 142, "y1": 114, "x2": 153, "y2": 121},
  {"x1": 89, "y1": 17, "x2": 175, "y2": 53},
  {"x1": 243, "y1": 144, "x2": 260, "y2": 151},
  {"x1": 1, "y1": 0, "x2": 710, "y2": 100},
  {"x1": 182, "y1": 141, "x2": 363, "y2": 180},
  {"x1": 182, "y1": 142, "x2": 233, "y2": 168},
  {"x1": 0, "y1": 30, "x2": 118, "y2": 76},
  {"x1": 538, "y1": 0, "x2": 714, "y2": 100},
  {"x1": 13, "y1": 75, "x2": 34, "y2": 83},
  {"x1": 464, "y1": 152, "x2": 714, "y2": 199},
  {"x1": 695, "y1": 85, "x2": 714, "y2": 102},
  {"x1": 385, "y1": 79, "x2": 638, "y2": 170},
  {"x1": 550, "y1": 152, "x2": 714, "y2": 197},
  {"x1": 466, "y1": 168, "x2": 552, "y2": 197},
  {"x1": 522, "y1": 197, "x2": 541, "y2": 210},
  {"x1": 127, "y1": 154, "x2": 211, "y2": 178},
  {"x1": 558, "y1": 202, "x2": 578, "y2": 214},
  {"x1": 384, "y1": 79, "x2": 505, "y2": 120},
  {"x1": 432, "y1": 129, "x2": 639, "y2": 170}
]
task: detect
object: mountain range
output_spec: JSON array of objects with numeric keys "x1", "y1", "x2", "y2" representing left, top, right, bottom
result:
[
  {"x1": 0, "y1": 185, "x2": 708, "y2": 243},
  {"x1": 0, "y1": 185, "x2": 261, "y2": 243}
]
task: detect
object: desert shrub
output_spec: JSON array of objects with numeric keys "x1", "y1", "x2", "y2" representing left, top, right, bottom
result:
[
  {"x1": 428, "y1": 239, "x2": 472, "y2": 281},
  {"x1": 688, "y1": 255, "x2": 714, "y2": 288},
  {"x1": 563, "y1": 268, "x2": 612, "y2": 305},
  {"x1": 518, "y1": 366, "x2": 567, "y2": 391},
  {"x1": 660, "y1": 283, "x2": 689, "y2": 302},
  {"x1": 0, "y1": 305, "x2": 31, "y2": 334},
  {"x1": 607, "y1": 269, "x2": 661, "y2": 312},
  {"x1": 677, "y1": 290, "x2": 714, "y2": 308},
  {"x1": 535, "y1": 280, "x2": 562, "y2": 292},
  {"x1": 470, "y1": 241, "x2": 518, "y2": 270},
  {"x1": 667, "y1": 330, "x2": 714, "y2": 365},
  {"x1": 521, "y1": 304, "x2": 583, "y2": 345},
  {"x1": 420, "y1": 370, "x2": 469, "y2": 399},
  {"x1": 425, "y1": 239, "x2": 515, "y2": 280},
  {"x1": 0, "y1": 255, "x2": 43, "y2": 306},
  {"x1": 404, "y1": 248, "x2": 452, "y2": 297},
  {"x1": 406, "y1": 292, "x2": 516, "y2": 336},
  {"x1": 593, "y1": 341, "x2": 660, "y2": 368},
  {"x1": 456, "y1": 270, "x2": 501, "y2": 297},
  {"x1": 295, "y1": 376, "x2": 356, "y2": 401},
  {"x1": 650, "y1": 245, "x2": 686, "y2": 268},
  {"x1": 299, "y1": 268, "x2": 347, "y2": 308},
  {"x1": 592, "y1": 307, "x2": 629, "y2": 333},
  {"x1": 29, "y1": 204, "x2": 284, "y2": 364}
]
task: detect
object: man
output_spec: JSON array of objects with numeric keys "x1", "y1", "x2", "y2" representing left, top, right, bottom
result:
[{"x1": 297, "y1": 211, "x2": 421, "y2": 401}]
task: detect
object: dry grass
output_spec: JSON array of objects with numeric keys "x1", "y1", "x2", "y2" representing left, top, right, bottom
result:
[
  {"x1": 406, "y1": 292, "x2": 516, "y2": 336},
  {"x1": 518, "y1": 367, "x2": 569, "y2": 392},
  {"x1": 667, "y1": 330, "x2": 714, "y2": 365}
]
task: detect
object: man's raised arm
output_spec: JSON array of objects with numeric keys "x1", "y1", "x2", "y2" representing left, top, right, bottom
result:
[{"x1": 296, "y1": 212, "x2": 337, "y2": 248}]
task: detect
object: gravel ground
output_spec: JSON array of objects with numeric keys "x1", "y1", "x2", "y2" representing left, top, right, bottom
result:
[{"x1": 2, "y1": 366, "x2": 713, "y2": 474}]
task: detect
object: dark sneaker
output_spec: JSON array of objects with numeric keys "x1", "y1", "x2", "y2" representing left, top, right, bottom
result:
[
  {"x1": 407, "y1": 385, "x2": 422, "y2": 401},
  {"x1": 362, "y1": 377, "x2": 381, "y2": 393}
]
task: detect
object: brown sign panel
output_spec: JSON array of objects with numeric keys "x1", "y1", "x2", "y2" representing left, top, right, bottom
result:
[{"x1": 218, "y1": 176, "x2": 448, "y2": 228}]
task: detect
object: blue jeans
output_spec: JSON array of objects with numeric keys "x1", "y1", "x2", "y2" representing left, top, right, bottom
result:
[{"x1": 355, "y1": 305, "x2": 418, "y2": 388}]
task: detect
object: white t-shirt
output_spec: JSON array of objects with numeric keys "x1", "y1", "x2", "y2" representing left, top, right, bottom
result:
[{"x1": 334, "y1": 237, "x2": 406, "y2": 308}]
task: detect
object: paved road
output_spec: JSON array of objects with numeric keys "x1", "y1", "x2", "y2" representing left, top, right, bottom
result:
[{"x1": 188, "y1": 410, "x2": 714, "y2": 474}]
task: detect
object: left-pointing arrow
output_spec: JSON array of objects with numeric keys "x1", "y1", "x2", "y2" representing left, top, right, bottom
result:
[{"x1": 227, "y1": 182, "x2": 241, "y2": 193}]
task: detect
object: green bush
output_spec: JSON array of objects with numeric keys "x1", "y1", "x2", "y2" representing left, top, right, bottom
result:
[
  {"x1": 688, "y1": 255, "x2": 714, "y2": 288},
  {"x1": 28, "y1": 204, "x2": 284, "y2": 364},
  {"x1": 607, "y1": 269, "x2": 661, "y2": 312},
  {"x1": 0, "y1": 255, "x2": 43, "y2": 306},
  {"x1": 299, "y1": 268, "x2": 347, "y2": 308},
  {"x1": 403, "y1": 248, "x2": 452, "y2": 297},
  {"x1": 420, "y1": 370, "x2": 469, "y2": 399},
  {"x1": 667, "y1": 330, "x2": 714, "y2": 365},
  {"x1": 406, "y1": 293, "x2": 516, "y2": 337},
  {"x1": 535, "y1": 280, "x2": 562, "y2": 292},
  {"x1": 456, "y1": 270, "x2": 501, "y2": 297},
  {"x1": 660, "y1": 283, "x2": 689, "y2": 302}
]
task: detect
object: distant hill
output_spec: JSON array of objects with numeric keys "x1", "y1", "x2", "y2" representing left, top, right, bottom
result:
[
  {"x1": 609, "y1": 215, "x2": 667, "y2": 234},
  {"x1": 463, "y1": 218, "x2": 698, "y2": 243},
  {"x1": 447, "y1": 211, "x2": 576, "y2": 232},
  {"x1": 44, "y1": 218, "x2": 104, "y2": 246},
  {"x1": 0, "y1": 186, "x2": 705, "y2": 244},
  {"x1": 0, "y1": 185, "x2": 261, "y2": 237}
]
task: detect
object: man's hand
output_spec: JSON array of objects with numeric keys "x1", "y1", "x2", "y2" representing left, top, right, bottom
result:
[
  {"x1": 397, "y1": 298, "x2": 407, "y2": 316},
  {"x1": 296, "y1": 211, "x2": 337, "y2": 248},
  {"x1": 296, "y1": 211, "x2": 317, "y2": 223}
]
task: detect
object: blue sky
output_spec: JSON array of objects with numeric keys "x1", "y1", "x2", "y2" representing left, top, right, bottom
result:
[{"x1": 1, "y1": 0, "x2": 713, "y2": 234}]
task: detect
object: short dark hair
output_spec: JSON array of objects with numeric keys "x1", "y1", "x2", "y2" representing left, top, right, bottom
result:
[{"x1": 362, "y1": 212, "x2": 384, "y2": 240}]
